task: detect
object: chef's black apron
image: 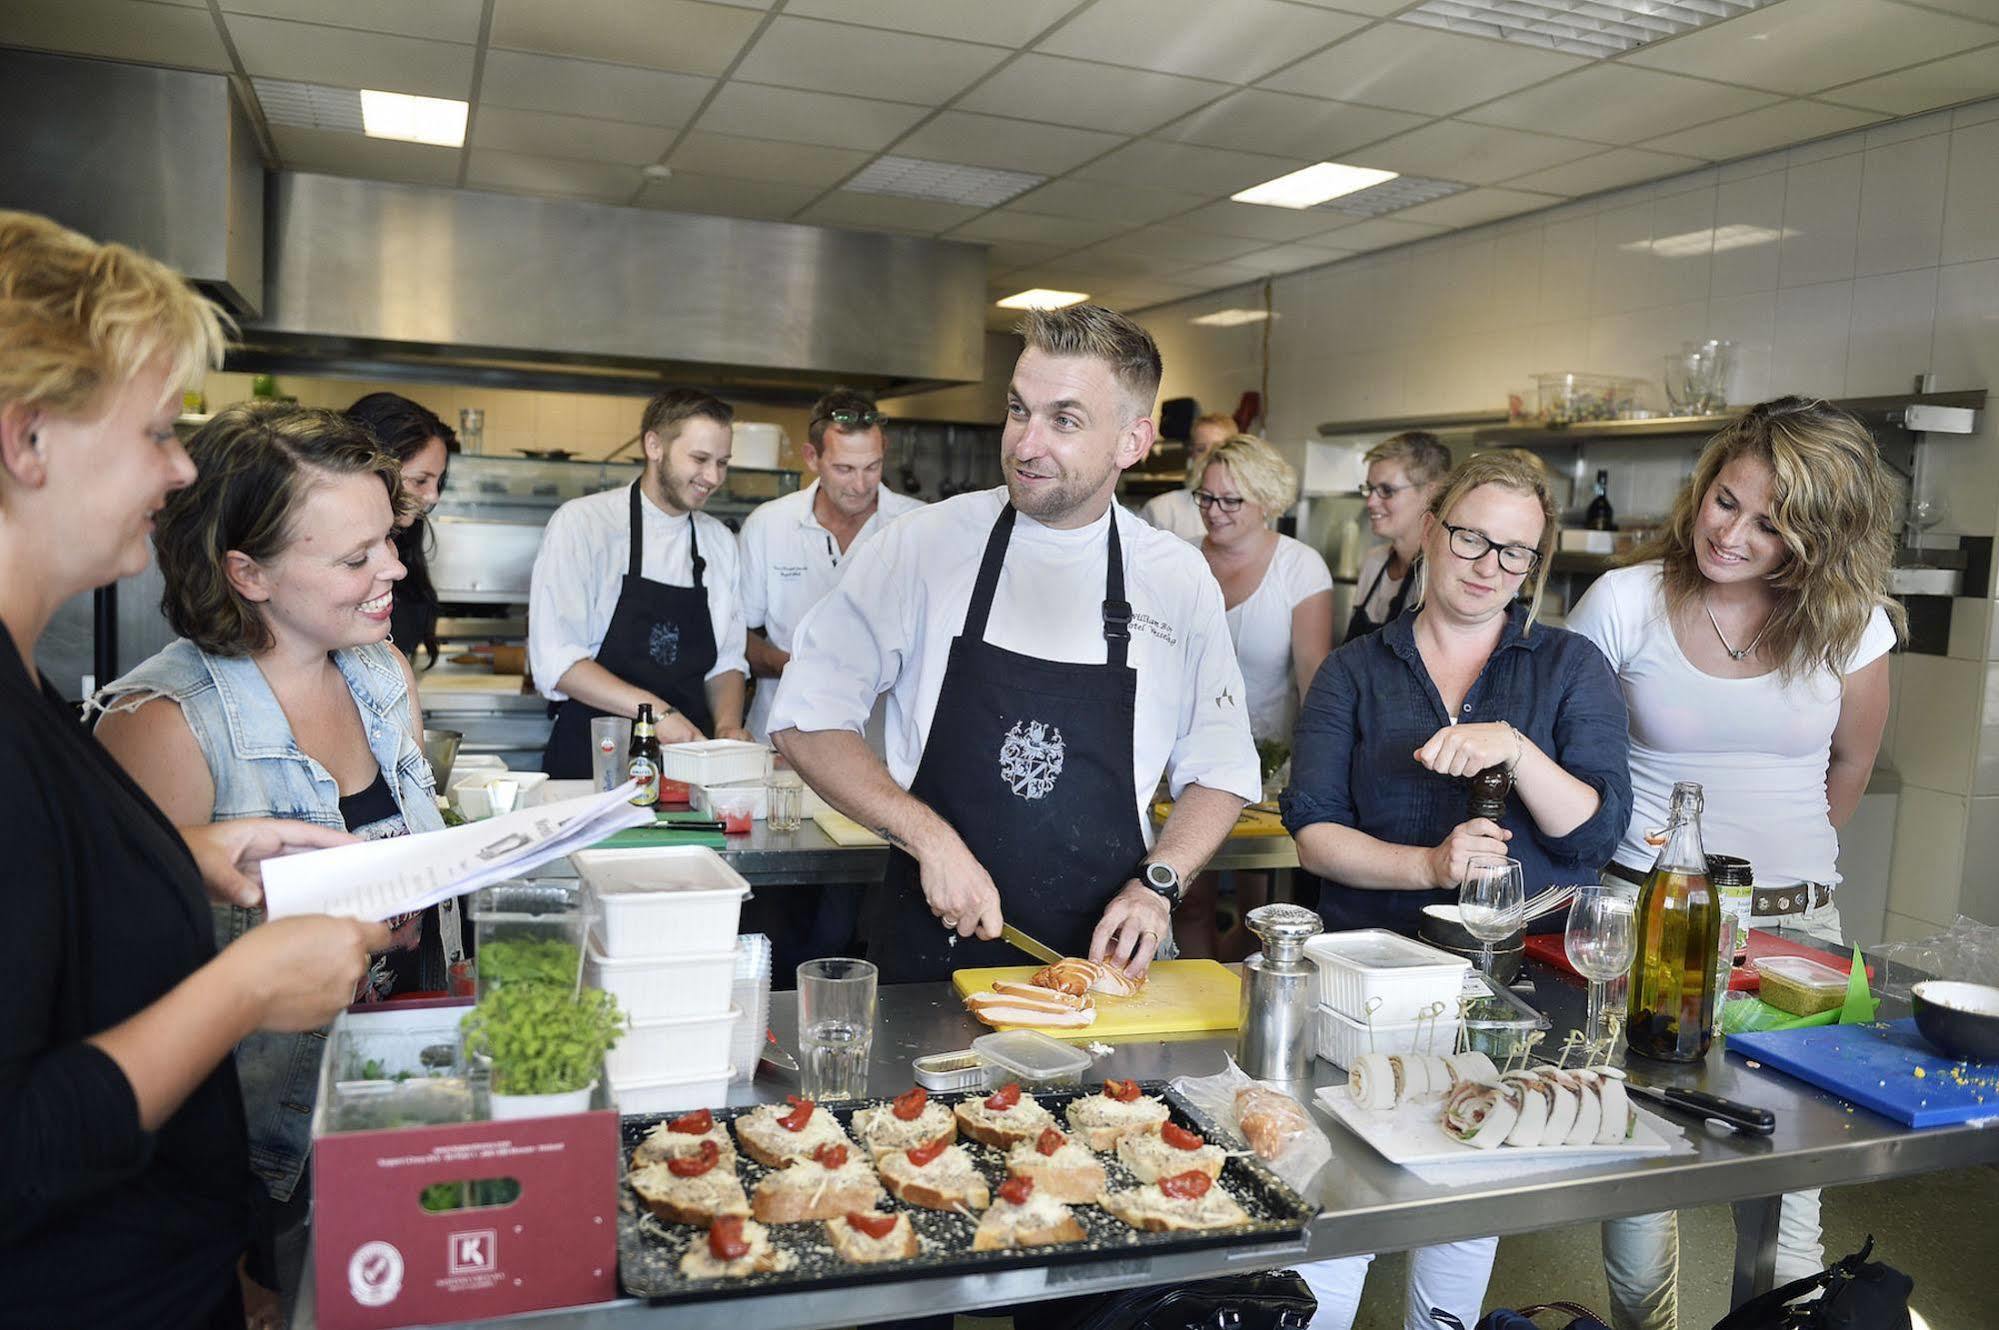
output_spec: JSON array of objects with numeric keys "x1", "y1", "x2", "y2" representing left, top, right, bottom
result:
[
  {"x1": 865, "y1": 504, "x2": 1150, "y2": 985},
  {"x1": 542, "y1": 481, "x2": 718, "y2": 777},
  {"x1": 1343, "y1": 551, "x2": 1414, "y2": 643}
]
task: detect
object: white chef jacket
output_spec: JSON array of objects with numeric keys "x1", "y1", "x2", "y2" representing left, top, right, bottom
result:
[
  {"x1": 767, "y1": 486, "x2": 1262, "y2": 835},
  {"x1": 528, "y1": 484, "x2": 748, "y2": 704},
  {"x1": 737, "y1": 479, "x2": 924, "y2": 742},
  {"x1": 1139, "y1": 487, "x2": 1205, "y2": 542}
]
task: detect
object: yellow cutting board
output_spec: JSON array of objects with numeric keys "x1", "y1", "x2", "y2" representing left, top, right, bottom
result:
[
  {"x1": 1150, "y1": 799, "x2": 1289, "y2": 838},
  {"x1": 950, "y1": 959, "x2": 1241, "y2": 1039},
  {"x1": 812, "y1": 809, "x2": 889, "y2": 846}
]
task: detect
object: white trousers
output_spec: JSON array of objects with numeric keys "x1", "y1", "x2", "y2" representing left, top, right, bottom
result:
[{"x1": 1297, "y1": 1238, "x2": 1500, "y2": 1330}]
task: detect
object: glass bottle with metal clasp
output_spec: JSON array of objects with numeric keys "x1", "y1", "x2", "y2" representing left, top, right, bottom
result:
[{"x1": 1626, "y1": 781, "x2": 1721, "y2": 1062}]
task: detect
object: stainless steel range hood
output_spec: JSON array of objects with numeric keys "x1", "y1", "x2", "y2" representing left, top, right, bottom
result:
[{"x1": 244, "y1": 173, "x2": 989, "y2": 403}]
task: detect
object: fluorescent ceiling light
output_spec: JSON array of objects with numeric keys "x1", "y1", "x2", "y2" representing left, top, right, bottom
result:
[
  {"x1": 996, "y1": 289, "x2": 1089, "y2": 310},
  {"x1": 847, "y1": 155, "x2": 1044, "y2": 208},
  {"x1": 1233, "y1": 162, "x2": 1399, "y2": 210},
  {"x1": 1626, "y1": 224, "x2": 1794, "y2": 258},
  {"x1": 1402, "y1": 0, "x2": 1771, "y2": 58},
  {"x1": 1191, "y1": 309, "x2": 1276, "y2": 327},
  {"x1": 1316, "y1": 175, "x2": 1468, "y2": 219},
  {"x1": 360, "y1": 89, "x2": 468, "y2": 147},
  {"x1": 252, "y1": 78, "x2": 363, "y2": 133}
]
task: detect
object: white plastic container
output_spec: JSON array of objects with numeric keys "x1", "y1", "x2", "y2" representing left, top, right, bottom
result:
[
  {"x1": 571, "y1": 845, "x2": 751, "y2": 957},
  {"x1": 609, "y1": 1066, "x2": 734, "y2": 1115},
  {"x1": 730, "y1": 421, "x2": 785, "y2": 470},
  {"x1": 1304, "y1": 928, "x2": 1471, "y2": 1025},
  {"x1": 660, "y1": 739, "x2": 769, "y2": 787},
  {"x1": 490, "y1": 1080, "x2": 598, "y2": 1121},
  {"x1": 450, "y1": 768, "x2": 550, "y2": 818},
  {"x1": 1314, "y1": 1003, "x2": 1462, "y2": 1070},
  {"x1": 604, "y1": 1005, "x2": 742, "y2": 1083},
  {"x1": 583, "y1": 935, "x2": 737, "y2": 1021}
]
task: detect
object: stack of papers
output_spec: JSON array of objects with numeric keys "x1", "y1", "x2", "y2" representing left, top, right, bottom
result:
[{"x1": 263, "y1": 782, "x2": 655, "y2": 922}]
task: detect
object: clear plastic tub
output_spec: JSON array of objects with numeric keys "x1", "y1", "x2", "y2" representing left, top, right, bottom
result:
[
  {"x1": 972, "y1": 1029, "x2": 1092, "y2": 1090},
  {"x1": 609, "y1": 1065, "x2": 733, "y2": 1115},
  {"x1": 659, "y1": 739, "x2": 769, "y2": 787},
  {"x1": 571, "y1": 846, "x2": 751, "y2": 957},
  {"x1": 603, "y1": 1005, "x2": 742, "y2": 1083},
  {"x1": 692, "y1": 779, "x2": 767, "y2": 821},
  {"x1": 468, "y1": 881, "x2": 587, "y2": 995},
  {"x1": 1314, "y1": 1003, "x2": 1461, "y2": 1070},
  {"x1": 1460, "y1": 974, "x2": 1551, "y2": 1062},
  {"x1": 1304, "y1": 929, "x2": 1470, "y2": 1025},
  {"x1": 583, "y1": 933, "x2": 737, "y2": 1021},
  {"x1": 1753, "y1": 956, "x2": 1849, "y2": 1016},
  {"x1": 1534, "y1": 372, "x2": 1644, "y2": 425},
  {"x1": 704, "y1": 786, "x2": 759, "y2": 837}
]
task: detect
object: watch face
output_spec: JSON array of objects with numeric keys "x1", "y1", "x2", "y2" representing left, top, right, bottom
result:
[{"x1": 1145, "y1": 862, "x2": 1177, "y2": 892}]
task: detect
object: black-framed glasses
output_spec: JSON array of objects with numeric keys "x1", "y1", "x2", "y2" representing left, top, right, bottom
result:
[
  {"x1": 1443, "y1": 521, "x2": 1541, "y2": 575},
  {"x1": 1358, "y1": 481, "x2": 1415, "y2": 500},
  {"x1": 817, "y1": 407, "x2": 886, "y2": 429},
  {"x1": 1192, "y1": 489, "x2": 1245, "y2": 513}
]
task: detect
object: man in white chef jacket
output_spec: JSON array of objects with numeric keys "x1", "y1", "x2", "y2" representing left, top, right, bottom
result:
[
  {"x1": 1139, "y1": 410, "x2": 1235, "y2": 541},
  {"x1": 770, "y1": 305, "x2": 1260, "y2": 985},
  {"x1": 529, "y1": 388, "x2": 751, "y2": 777},
  {"x1": 738, "y1": 387, "x2": 922, "y2": 746}
]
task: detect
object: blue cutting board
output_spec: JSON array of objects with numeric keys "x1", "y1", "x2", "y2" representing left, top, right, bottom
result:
[{"x1": 1728, "y1": 1019, "x2": 1999, "y2": 1128}]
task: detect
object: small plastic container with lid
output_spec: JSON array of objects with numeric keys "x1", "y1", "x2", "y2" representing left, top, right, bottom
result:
[
  {"x1": 971, "y1": 1029, "x2": 1092, "y2": 1092},
  {"x1": 468, "y1": 881, "x2": 588, "y2": 995},
  {"x1": 1753, "y1": 956, "x2": 1850, "y2": 1016}
]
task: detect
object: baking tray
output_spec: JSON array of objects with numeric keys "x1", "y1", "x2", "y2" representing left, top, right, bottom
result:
[{"x1": 616, "y1": 1083, "x2": 1315, "y2": 1303}]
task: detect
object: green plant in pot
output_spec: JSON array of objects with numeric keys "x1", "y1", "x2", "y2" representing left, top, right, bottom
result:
[{"x1": 462, "y1": 981, "x2": 625, "y2": 1111}]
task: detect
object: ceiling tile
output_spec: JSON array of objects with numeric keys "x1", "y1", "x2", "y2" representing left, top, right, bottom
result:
[
  {"x1": 1391, "y1": 185, "x2": 1564, "y2": 226},
  {"x1": 1349, "y1": 120, "x2": 1601, "y2": 185},
  {"x1": 488, "y1": 0, "x2": 761, "y2": 77},
  {"x1": 226, "y1": 15, "x2": 474, "y2": 98},
  {"x1": 954, "y1": 53, "x2": 1226, "y2": 135},
  {"x1": 1230, "y1": 242, "x2": 1353, "y2": 274},
  {"x1": 1010, "y1": 177, "x2": 1212, "y2": 224},
  {"x1": 696, "y1": 83, "x2": 929, "y2": 151},
  {"x1": 1460, "y1": 66, "x2": 1784, "y2": 145},
  {"x1": 635, "y1": 172, "x2": 822, "y2": 220},
  {"x1": 783, "y1": 0, "x2": 1083, "y2": 49},
  {"x1": 1639, "y1": 99, "x2": 1885, "y2": 160},
  {"x1": 1503, "y1": 147, "x2": 1707, "y2": 196},
  {"x1": 732, "y1": 16, "x2": 1009, "y2": 106},
  {"x1": 221, "y1": 0, "x2": 483, "y2": 42},
  {"x1": 1312, "y1": 216, "x2": 1450, "y2": 251},
  {"x1": 1826, "y1": 44, "x2": 1999, "y2": 116},
  {"x1": 1622, "y1": 0, "x2": 1998, "y2": 96},
  {"x1": 1174, "y1": 198, "x2": 1365, "y2": 244},
  {"x1": 945, "y1": 209, "x2": 1127, "y2": 248},
  {"x1": 270, "y1": 123, "x2": 459, "y2": 185},
  {"x1": 1110, "y1": 225, "x2": 1269, "y2": 266},
  {"x1": 1026, "y1": 248, "x2": 1192, "y2": 282},
  {"x1": 1075, "y1": 139, "x2": 1313, "y2": 196},
  {"x1": 1262, "y1": 25, "x2": 1586, "y2": 116},
  {"x1": 1284, "y1": 0, "x2": 1419, "y2": 13},
  {"x1": 896, "y1": 111, "x2": 1125, "y2": 174},
  {"x1": 1092, "y1": 279, "x2": 1204, "y2": 309},
  {"x1": 1038, "y1": 0, "x2": 1368, "y2": 83},
  {"x1": 666, "y1": 131, "x2": 872, "y2": 189},
  {"x1": 470, "y1": 106, "x2": 675, "y2": 166},
  {"x1": 982, "y1": 239, "x2": 1069, "y2": 272},
  {"x1": 479, "y1": 51, "x2": 709, "y2": 128},
  {"x1": 466, "y1": 148, "x2": 641, "y2": 203},
  {"x1": 0, "y1": 0, "x2": 231, "y2": 71},
  {"x1": 1902, "y1": 0, "x2": 1999, "y2": 20},
  {"x1": 795, "y1": 191, "x2": 984, "y2": 235},
  {"x1": 1171, "y1": 261, "x2": 1277, "y2": 291},
  {"x1": 1153, "y1": 88, "x2": 1426, "y2": 157}
]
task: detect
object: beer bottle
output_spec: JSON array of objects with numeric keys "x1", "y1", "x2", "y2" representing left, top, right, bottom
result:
[
  {"x1": 1626, "y1": 781, "x2": 1721, "y2": 1062},
  {"x1": 627, "y1": 704, "x2": 662, "y2": 808}
]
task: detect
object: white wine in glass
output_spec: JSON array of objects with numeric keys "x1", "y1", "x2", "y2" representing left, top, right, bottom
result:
[{"x1": 1459, "y1": 856, "x2": 1524, "y2": 975}]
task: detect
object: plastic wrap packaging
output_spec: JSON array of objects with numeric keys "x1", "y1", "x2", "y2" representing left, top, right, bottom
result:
[
  {"x1": 1170, "y1": 1056, "x2": 1330, "y2": 1196},
  {"x1": 1866, "y1": 916, "x2": 1999, "y2": 1001},
  {"x1": 730, "y1": 933, "x2": 772, "y2": 1084}
]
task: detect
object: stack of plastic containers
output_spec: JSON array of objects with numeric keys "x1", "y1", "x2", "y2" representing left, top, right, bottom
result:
[
  {"x1": 571, "y1": 845, "x2": 749, "y2": 1113},
  {"x1": 1303, "y1": 929, "x2": 1471, "y2": 1069}
]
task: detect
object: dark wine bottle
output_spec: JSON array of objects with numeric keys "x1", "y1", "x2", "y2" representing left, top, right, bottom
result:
[
  {"x1": 1586, "y1": 468, "x2": 1616, "y2": 532},
  {"x1": 1626, "y1": 781, "x2": 1721, "y2": 1062}
]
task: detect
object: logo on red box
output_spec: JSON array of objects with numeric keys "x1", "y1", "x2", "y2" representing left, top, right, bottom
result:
[{"x1": 448, "y1": 1229, "x2": 498, "y2": 1276}]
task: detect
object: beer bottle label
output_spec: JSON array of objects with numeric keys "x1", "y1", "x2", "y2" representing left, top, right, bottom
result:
[{"x1": 628, "y1": 756, "x2": 659, "y2": 806}]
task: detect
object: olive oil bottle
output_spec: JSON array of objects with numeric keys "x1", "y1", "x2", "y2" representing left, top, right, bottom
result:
[{"x1": 1626, "y1": 781, "x2": 1721, "y2": 1062}]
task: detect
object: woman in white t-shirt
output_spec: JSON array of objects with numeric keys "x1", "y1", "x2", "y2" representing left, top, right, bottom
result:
[
  {"x1": 1567, "y1": 397, "x2": 1904, "y2": 1330},
  {"x1": 1177, "y1": 434, "x2": 1333, "y2": 958}
]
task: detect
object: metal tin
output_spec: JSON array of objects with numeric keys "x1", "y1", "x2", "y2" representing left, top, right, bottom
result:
[{"x1": 912, "y1": 1049, "x2": 985, "y2": 1092}]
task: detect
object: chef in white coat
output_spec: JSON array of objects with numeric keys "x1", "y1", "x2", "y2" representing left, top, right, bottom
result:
[
  {"x1": 769, "y1": 304, "x2": 1260, "y2": 985},
  {"x1": 738, "y1": 387, "x2": 921, "y2": 746},
  {"x1": 1138, "y1": 410, "x2": 1236, "y2": 541}
]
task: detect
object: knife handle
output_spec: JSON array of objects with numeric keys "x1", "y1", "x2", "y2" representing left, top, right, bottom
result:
[{"x1": 1651, "y1": 1086, "x2": 1775, "y2": 1135}]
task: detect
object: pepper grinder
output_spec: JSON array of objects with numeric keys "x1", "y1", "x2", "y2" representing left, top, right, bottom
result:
[{"x1": 1238, "y1": 903, "x2": 1324, "y2": 1082}]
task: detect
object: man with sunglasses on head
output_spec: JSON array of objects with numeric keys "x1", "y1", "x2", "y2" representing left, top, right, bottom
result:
[{"x1": 1139, "y1": 410, "x2": 1236, "y2": 541}]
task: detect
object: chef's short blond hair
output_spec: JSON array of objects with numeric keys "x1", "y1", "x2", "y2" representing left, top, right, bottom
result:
[
  {"x1": 1016, "y1": 303, "x2": 1162, "y2": 424},
  {"x1": 0, "y1": 210, "x2": 227, "y2": 421},
  {"x1": 1202, "y1": 433, "x2": 1297, "y2": 519}
]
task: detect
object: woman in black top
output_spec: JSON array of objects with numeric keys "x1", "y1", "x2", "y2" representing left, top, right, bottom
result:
[
  {"x1": 346, "y1": 392, "x2": 457, "y2": 666},
  {"x1": 0, "y1": 211, "x2": 387, "y2": 1327}
]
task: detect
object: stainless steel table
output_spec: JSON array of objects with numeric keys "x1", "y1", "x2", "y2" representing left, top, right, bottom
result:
[{"x1": 293, "y1": 962, "x2": 1999, "y2": 1329}]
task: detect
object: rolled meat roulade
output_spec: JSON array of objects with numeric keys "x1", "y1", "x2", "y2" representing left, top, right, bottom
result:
[
  {"x1": 1347, "y1": 1052, "x2": 1398, "y2": 1110},
  {"x1": 1595, "y1": 1070, "x2": 1633, "y2": 1144},
  {"x1": 1441, "y1": 1080, "x2": 1519, "y2": 1150},
  {"x1": 1500, "y1": 1071, "x2": 1553, "y2": 1147}
]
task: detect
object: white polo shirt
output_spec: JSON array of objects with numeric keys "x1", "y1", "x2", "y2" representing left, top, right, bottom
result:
[
  {"x1": 528, "y1": 485, "x2": 748, "y2": 704},
  {"x1": 1139, "y1": 487, "x2": 1205, "y2": 542},
  {"x1": 767, "y1": 486, "x2": 1262, "y2": 834},
  {"x1": 738, "y1": 478, "x2": 923, "y2": 741}
]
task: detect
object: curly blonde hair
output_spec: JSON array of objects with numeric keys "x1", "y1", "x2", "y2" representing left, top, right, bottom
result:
[
  {"x1": 1423, "y1": 449, "x2": 1560, "y2": 633},
  {"x1": 1201, "y1": 433, "x2": 1297, "y2": 519},
  {"x1": 1633, "y1": 397, "x2": 1905, "y2": 681}
]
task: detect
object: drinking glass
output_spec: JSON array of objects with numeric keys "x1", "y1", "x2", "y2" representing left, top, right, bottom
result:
[
  {"x1": 589, "y1": 715, "x2": 627, "y2": 793},
  {"x1": 766, "y1": 756, "x2": 804, "y2": 833},
  {"x1": 1459, "y1": 856, "x2": 1525, "y2": 975},
  {"x1": 1565, "y1": 883, "x2": 1637, "y2": 1043},
  {"x1": 797, "y1": 958, "x2": 877, "y2": 1101}
]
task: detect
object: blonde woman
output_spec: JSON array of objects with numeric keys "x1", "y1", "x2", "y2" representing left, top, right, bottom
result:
[
  {"x1": 1570, "y1": 397, "x2": 1903, "y2": 1330},
  {"x1": 1347, "y1": 430, "x2": 1452, "y2": 642}
]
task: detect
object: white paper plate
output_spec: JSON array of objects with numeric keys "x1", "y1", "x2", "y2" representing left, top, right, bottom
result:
[{"x1": 1314, "y1": 1085, "x2": 1673, "y2": 1167}]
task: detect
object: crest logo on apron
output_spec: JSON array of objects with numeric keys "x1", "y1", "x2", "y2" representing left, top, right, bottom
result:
[
  {"x1": 648, "y1": 622, "x2": 681, "y2": 666},
  {"x1": 998, "y1": 720, "x2": 1065, "y2": 800}
]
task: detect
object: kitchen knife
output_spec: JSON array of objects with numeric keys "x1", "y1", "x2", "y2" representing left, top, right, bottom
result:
[
  {"x1": 1622, "y1": 1080, "x2": 1775, "y2": 1136},
  {"x1": 759, "y1": 1028, "x2": 799, "y2": 1073},
  {"x1": 1000, "y1": 923, "x2": 1063, "y2": 966}
]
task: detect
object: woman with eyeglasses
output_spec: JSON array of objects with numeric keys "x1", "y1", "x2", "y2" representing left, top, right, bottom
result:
[
  {"x1": 1278, "y1": 450, "x2": 1631, "y2": 1329},
  {"x1": 1346, "y1": 430, "x2": 1452, "y2": 643}
]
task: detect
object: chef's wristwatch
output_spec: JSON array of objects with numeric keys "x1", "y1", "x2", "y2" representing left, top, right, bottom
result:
[{"x1": 1139, "y1": 860, "x2": 1184, "y2": 911}]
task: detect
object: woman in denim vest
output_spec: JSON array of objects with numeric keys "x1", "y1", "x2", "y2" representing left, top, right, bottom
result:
[{"x1": 95, "y1": 401, "x2": 445, "y2": 1315}]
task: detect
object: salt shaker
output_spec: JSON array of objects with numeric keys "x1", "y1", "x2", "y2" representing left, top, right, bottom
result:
[{"x1": 1238, "y1": 902, "x2": 1324, "y2": 1082}]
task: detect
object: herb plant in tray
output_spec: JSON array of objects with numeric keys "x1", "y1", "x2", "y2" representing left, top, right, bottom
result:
[{"x1": 462, "y1": 980, "x2": 626, "y2": 1108}]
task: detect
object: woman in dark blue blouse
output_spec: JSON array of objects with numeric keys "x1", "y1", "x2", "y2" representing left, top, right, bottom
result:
[{"x1": 1282, "y1": 450, "x2": 1632, "y2": 937}]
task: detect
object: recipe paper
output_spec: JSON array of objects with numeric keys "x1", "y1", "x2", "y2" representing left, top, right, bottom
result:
[{"x1": 261, "y1": 781, "x2": 654, "y2": 921}]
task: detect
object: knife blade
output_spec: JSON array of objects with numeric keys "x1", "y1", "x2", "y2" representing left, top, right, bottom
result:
[
  {"x1": 758, "y1": 1028, "x2": 799, "y2": 1073},
  {"x1": 1000, "y1": 923, "x2": 1063, "y2": 966},
  {"x1": 1622, "y1": 1080, "x2": 1775, "y2": 1136}
]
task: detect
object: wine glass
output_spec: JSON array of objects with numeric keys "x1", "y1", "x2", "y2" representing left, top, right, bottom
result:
[
  {"x1": 1565, "y1": 883, "x2": 1637, "y2": 1045},
  {"x1": 1459, "y1": 856, "x2": 1524, "y2": 975}
]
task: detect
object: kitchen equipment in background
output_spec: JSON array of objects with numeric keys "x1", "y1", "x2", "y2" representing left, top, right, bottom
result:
[
  {"x1": 421, "y1": 727, "x2": 463, "y2": 788},
  {"x1": 1662, "y1": 340, "x2": 1734, "y2": 415},
  {"x1": 731, "y1": 421, "x2": 785, "y2": 470},
  {"x1": 1535, "y1": 372, "x2": 1645, "y2": 424},
  {"x1": 1238, "y1": 903, "x2": 1324, "y2": 1081},
  {"x1": 459, "y1": 407, "x2": 484, "y2": 453}
]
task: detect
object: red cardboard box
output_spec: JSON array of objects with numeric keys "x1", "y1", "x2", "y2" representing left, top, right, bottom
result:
[{"x1": 310, "y1": 1004, "x2": 620, "y2": 1330}]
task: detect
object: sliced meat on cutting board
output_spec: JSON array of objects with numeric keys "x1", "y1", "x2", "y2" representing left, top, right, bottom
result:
[{"x1": 951, "y1": 960, "x2": 1240, "y2": 1039}]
